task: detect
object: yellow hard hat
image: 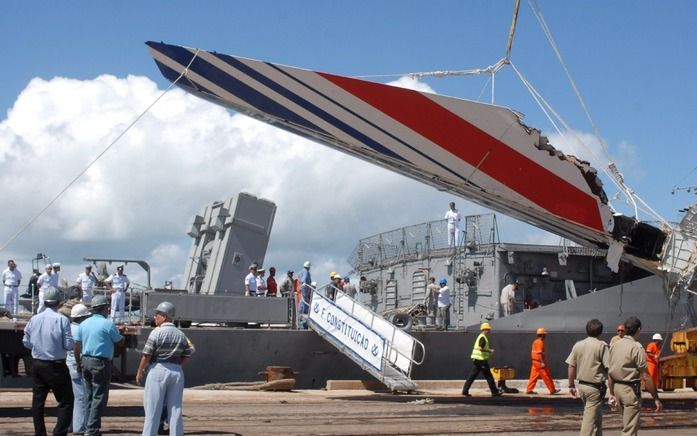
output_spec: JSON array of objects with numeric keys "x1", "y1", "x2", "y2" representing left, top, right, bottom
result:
[
  {"x1": 536, "y1": 327, "x2": 548, "y2": 335},
  {"x1": 330, "y1": 271, "x2": 337, "y2": 278},
  {"x1": 480, "y1": 322, "x2": 492, "y2": 331}
]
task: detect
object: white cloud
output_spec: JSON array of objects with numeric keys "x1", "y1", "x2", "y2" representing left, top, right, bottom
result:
[
  {"x1": 0, "y1": 74, "x2": 558, "y2": 289},
  {"x1": 387, "y1": 76, "x2": 436, "y2": 94},
  {"x1": 546, "y1": 129, "x2": 644, "y2": 216}
]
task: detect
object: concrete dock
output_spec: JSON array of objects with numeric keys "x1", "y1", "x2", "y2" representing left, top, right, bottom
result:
[{"x1": 1, "y1": 385, "x2": 696, "y2": 435}]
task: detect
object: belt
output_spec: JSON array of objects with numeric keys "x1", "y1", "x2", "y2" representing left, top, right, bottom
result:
[
  {"x1": 613, "y1": 379, "x2": 640, "y2": 386},
  {"x1": 579, "y1": 380, "x2": 604, "y2": 389},
  {"x1": 83, "y1": 355, "x2": 110, "y2": 361},
  {"x1": 35, "y1": 359, "x2": 66, "y2": 364}
]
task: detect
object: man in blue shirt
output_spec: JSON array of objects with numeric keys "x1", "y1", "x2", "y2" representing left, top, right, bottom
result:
[
  {"x1": 74, "y1": 295, "x2": 124, "y2": 436},
  {"x1": 22, "y1": 286, "x2": 74, "y2": 436},
  {"x1": 298, "y1": 261, "x2": 312, "y2": 328}
]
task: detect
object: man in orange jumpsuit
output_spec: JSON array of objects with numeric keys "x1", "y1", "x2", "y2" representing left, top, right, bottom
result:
[
  {"x1": 646, "y1": 333, "x2": 663, "y2": 390},
  {"x1": 526, "y1": 327, "x2": 559, "y2": 394}
]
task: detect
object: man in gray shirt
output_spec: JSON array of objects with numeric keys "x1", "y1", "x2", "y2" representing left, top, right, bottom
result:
[{"x1": 136, "y1": 301, "x2": 195, "y2": 436}]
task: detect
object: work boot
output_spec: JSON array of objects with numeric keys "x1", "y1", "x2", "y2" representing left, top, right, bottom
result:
[
  {"x1": 462, "y1": 391, "x2": 471, "y2": 397},
  {"x1": 526, "y1": 391, "x2": 538, "y2": 395},
  {"x1": 491, "y1": 391, "x2": 502, "y2": 397},
  {"x1": 550, "y1": 389, "x2": 561, "y2": 395}
]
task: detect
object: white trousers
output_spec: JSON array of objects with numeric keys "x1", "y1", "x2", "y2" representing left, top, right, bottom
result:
[
  {"x1": 142, "y1": 363, "x2": 185, "y2": 436},
  {"x1": 3, "y1": 286, "x2": 18, "y2": 316},
  {"x1": 110, "y1": 290, "x2": 126, "y2": 323},
  {"x1": 81, "y1": 288, "x2": 94, "y2": 304},
  {"x1": 38, "y1": 289, "x2": 46, "y2": 313},
  {"x1": 447, "y1": 225, "x2": 460, "y2": 246}
]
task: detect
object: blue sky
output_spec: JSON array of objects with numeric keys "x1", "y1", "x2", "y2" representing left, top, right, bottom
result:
[{"x1": 1, "y1": 1, "x2": 695, "y2": 286}]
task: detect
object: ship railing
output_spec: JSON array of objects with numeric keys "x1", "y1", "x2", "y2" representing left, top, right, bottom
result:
[
  {"x1": 80, "y1": 285, "x2": 144, "y2": 324},
  {"x1": 317, "y1": 283, "x2": 425, "y2": 378}
]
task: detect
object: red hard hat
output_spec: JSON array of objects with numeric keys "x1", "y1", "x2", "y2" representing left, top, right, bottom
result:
[{"x1": 617, "y1": 325, "x2": 625, "y2": 332}]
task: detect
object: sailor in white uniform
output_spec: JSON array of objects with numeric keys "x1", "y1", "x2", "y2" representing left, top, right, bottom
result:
[
  {"x1": 49, "y1": 262, "x2": 61, "y2": 288},
  {"x1": 105, "y1": 265, "x2": 129, "y2": 323},
  {"x1": 76, "y1": 264, "x2": 97, "y2": 304},
  {"x1": 244, "y1": 264, "x2": 257, "y2": 296},
  {"x1": 36, "y1": 264, "x2": 53, "y2": 313},
  {"x1": 444, "y1": 202, "x2": 462, "y2": 246},
  {"x1": 2, "y1": 260, "x2": 22, "y2": 318}
]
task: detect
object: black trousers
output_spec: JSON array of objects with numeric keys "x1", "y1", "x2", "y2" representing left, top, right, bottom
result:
[
  {"x1": 462, "y1": 359, "x2": 498, "y2": 394},
  {"x1": 32, "y1": 359, "x2": 74, "y2": 436}
]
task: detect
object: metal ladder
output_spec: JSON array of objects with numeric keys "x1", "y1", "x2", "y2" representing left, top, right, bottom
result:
[{"x1": 306, "y1": 285, "x2": 425, "y2": 392}]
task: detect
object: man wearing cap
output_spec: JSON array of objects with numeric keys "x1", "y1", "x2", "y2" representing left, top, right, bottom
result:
[
  {"x1": 646, "y1": 333, "x2": 663, "y2": 390},
  {"x1": 423, "y1": 277, "x2": 439, "y2": 326},
  {"x1": 2, "y1": 259, "x2": 22, "y2": 319},
  {"x1": 610, "y1": 324, "x2": 625, "y2": 345},
  {"x1": 444, "y1": 201, "x2": 461, "y2": 247},
  {"x1": 50, "y1": 262, "x2": 62, "y2": 288},
  {"x1": 435, "y1": 278, "x2": 451, "y2": 331},
  {"x1": 298, "y1": 261, "x2": 312, "y2": 328},
  {"x1": 608, "y1": 316, "x2": 662, "y2": 435},
  {"x1": 342, "y1": 276, "x2": 357, "y2": 299},
  {"x1": 36, "y1": 264, "x2": 53, "y2": 313},
  {"x1": 244, "y1": 264, "x2": 257, "y2": 296},
  {"x1": 279, "y1": 270, "x2": 295, "y2": 298},
  {"x1": 22, "y1": 287, "x2": 74, "y2": 436},
  {"x1": 105, "y1": 265, "x2": 129, "y2": 324},
  {"x1": 566, "y1": 318, "x2": 610, "y2": 436},
  {"x1": 67, "y1": 303, "x2": 91, "y2": 434},
  {"x1": 266, "y1": 267, "x2": 278, "y2": 297},
  {"x1": 256, "y1": 268, "x2": 267, "y2": 297},
  {"x1": 136, "y1": 301, "x2": 195, "y2": 436},
  {"x1": 526, "y1": 327, "x2": 559, "y2": 394},
  {"x1": 462, "y1": 322, "x2": 500, "y2": 397},
  {"x1": 76, "y1": 264, "x2": 98, "y2": 304},
  {"x1": 74, "y1": 295, "x2": 124, "y2": 436}
]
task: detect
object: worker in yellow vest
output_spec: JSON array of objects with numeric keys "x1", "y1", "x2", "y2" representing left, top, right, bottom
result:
[{"x1": 462, "y1": 322, "x2": 501, "y2": 397}]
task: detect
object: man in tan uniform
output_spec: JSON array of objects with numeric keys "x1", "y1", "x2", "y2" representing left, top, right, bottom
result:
[
  {"x1": 608, "y1": 316, "x2": 662, "y2": 436},
  {"x1": 566, "y1": 318, "x2": 609, "y2": 436}
]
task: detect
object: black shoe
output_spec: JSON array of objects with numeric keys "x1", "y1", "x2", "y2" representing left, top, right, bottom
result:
[
  {"x1": 462, "y1": 392, "x2": 471, "y2": 397},
  {"x1": 492, "y1": 391, "x2": 503, "y2": 397}
]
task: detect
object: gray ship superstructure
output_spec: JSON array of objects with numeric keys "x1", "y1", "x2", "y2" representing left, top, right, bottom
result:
[{"x1": 350, "y1": 214, "x2": 695, "y2": 334}]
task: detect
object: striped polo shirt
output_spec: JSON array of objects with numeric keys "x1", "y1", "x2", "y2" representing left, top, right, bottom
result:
[{"x1": 142, "y1": 322, "x2": 195, "y2": 364}]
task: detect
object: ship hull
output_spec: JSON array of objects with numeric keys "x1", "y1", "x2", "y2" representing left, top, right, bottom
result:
[{"x1": 123, "y1": 276, "x2": 688, "y2": 389}]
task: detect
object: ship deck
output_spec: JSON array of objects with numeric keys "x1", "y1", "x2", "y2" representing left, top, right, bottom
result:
[{"x1": 1, "y1": 385, "x2": 695, "y2": 435}]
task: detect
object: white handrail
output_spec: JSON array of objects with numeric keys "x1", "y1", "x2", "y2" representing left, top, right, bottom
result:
[{"x1": 318, "y1": 283, "x2": 425, "y2": 375}]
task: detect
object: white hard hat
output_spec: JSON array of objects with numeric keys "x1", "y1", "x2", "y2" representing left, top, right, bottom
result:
[
  {"x1": 311, "y1": 281, "x2": 317, "y2": 287},
  {"x1": 52, "y1": 262, "x2": 61, "y2": 268},
  {"x1": 652, "y1": 333, "x2": 663, "y2": 341},
  {"x1": 303, "y1": 261, "x2": 311, "y2": 268},
  {"x1": 70, "y1": 303, "x2": 90, "y2": 319}
]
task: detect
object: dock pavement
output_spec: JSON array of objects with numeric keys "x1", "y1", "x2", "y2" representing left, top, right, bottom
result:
[{"x1": 1, "y1": 381, "x2": 696, "y2": 435}]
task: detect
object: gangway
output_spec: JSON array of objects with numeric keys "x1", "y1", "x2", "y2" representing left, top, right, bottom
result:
[{"x1": 305, "y1": 284, "x2": 425, "y2": 392}]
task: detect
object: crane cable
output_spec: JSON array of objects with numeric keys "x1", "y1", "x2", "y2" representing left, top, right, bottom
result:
[
  {"x1": 0, "y1": 50, "x2": 201, "y2": 253},
  {"x1": 527, "y1": 0, "x2": 669, "y2": 227}
]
